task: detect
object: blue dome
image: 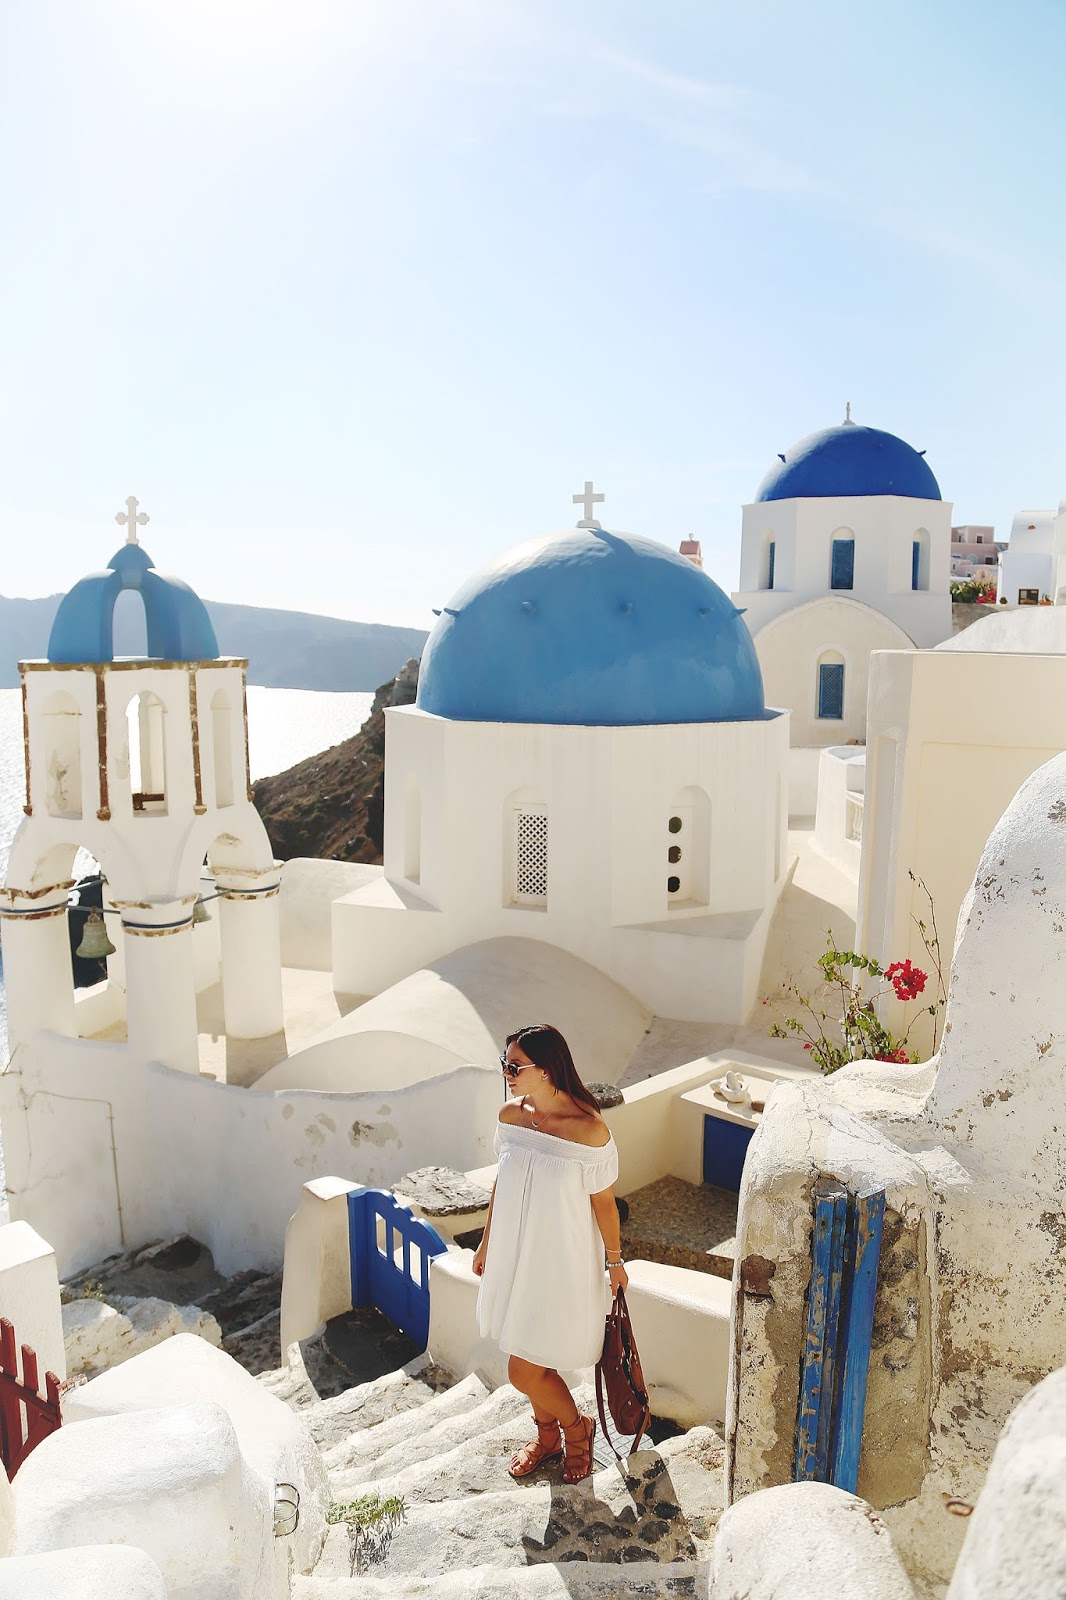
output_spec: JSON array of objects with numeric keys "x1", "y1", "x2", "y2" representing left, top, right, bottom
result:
[
  {"x1": 416, "y1": 527, "x2": 766, "y2": 726},
  {"x1": 755, "y1": 423, "x2": 941, "y2": 503},
  {"x1": 47, "y1": 542, "x2": 219, "y2": 664}
]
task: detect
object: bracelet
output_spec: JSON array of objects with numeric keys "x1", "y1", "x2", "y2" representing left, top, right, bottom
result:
[{"x1": 607, "y1": 1257, "x2": 626, "y2": 1267}]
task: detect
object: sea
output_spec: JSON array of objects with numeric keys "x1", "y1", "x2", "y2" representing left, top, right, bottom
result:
[{"x1": 0, "y1": 685, "x2": 374, "y2": 1060}]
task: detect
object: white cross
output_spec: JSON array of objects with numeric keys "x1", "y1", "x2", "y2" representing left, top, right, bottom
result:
[
  {"x1": 844, "y1": 402, "x2": 853, "y2": 424},
  {"x1": 115, "y1": 495, "x2": 149, "y2": 545},
  {"x1": 573, "y1": 480, "x2": 604, "y2": 525}
]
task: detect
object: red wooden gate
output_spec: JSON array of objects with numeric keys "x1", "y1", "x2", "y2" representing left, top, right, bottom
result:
[{"x1": 0, "y1": 1319, "x2": 62, "y2": 1478}]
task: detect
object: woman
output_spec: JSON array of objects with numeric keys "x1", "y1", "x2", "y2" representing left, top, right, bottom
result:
[{"x1": 472, "y1": 1023, "x2": 628, "y2": 1484}]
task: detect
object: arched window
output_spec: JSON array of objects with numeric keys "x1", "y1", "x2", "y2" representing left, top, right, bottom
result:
[
  {"x1": 504, "y1": 792, "x2": 548, "y2": 909},
  {"x1": 42, "y1": 691, "x2": 82, "y2": 819},
  {"x1": 912, "y1": 529, "x2": 930, "y2": 591},
  {"x1": 403, "y1": 776, "x2": 422, "y2": 884},
  {"x1": 126, "y1": 692, "x2": 168, "y2": 814},
  {"x1": 830, "y1": 532, "x2": 855, "y2": 590},
  {"x1": 112, "y1": 588, "x2": 148, "y2": 657},
  {"x1": 667, "y1": 786, "x2": 711, "y2": 907},
  {"x1": 210, "y1": 690, "x2": 234, "y2": 809},
  {"x1": 817, "y1": 651, "x2": 845, "y2": 720}
]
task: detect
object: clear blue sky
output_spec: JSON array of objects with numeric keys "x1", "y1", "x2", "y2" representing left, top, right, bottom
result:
[{"x1": 1, "y1": 0, "x2": 1063, "y2": 628}]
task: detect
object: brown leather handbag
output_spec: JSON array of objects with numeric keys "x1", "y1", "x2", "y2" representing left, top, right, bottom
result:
[{"x1": 595, "y1": 1287, "x2": 651, "y2": 1458}]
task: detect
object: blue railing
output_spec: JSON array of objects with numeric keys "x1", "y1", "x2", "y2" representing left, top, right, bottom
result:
[
  {"x1": 346, "y1": 1188, "x2": 448, "y2": 1350},
  {"x1": 794, "y1": 1182, "x2": 886, "y2": 1491}
]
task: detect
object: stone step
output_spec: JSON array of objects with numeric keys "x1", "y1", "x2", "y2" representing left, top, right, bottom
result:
[
  {"x1": 321, "y1": 1372, "x2": 496, "y2": 1477},
  {"x1": 319, "y1": 1425, "x2": 725, "y2": 1580},
  {"x1": 305, "y1": 1364, "x2": 447, "y2": 1457},
  {"x1": 329, "y1": 1381, "x2": 649, "y2": 1504},
  {"x1": 294, "y1": 1557, "x2": 710, "y2": 1598}
]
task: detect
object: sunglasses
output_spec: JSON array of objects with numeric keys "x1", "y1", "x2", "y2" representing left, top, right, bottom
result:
[{"x1": 499, "y1": 1054, "x2": 527, "y2": 1078}]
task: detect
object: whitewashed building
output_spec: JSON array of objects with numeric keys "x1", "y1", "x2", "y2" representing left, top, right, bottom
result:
[
  {"x1": 733, "y1": 412, "x2": 953, "y2": 812},
  {"x1": 998, "y1": 503, "x2": 1066, "y2": 606}
]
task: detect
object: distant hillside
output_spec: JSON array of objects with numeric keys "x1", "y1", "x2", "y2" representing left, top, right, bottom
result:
[{"x1": 0, "y1": 593, "x2": 427, "y2": 691}]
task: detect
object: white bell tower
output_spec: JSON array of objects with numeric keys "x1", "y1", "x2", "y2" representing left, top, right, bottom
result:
[{"x1": 0, "y1": 502, "x2": 283, "y2": 1073}]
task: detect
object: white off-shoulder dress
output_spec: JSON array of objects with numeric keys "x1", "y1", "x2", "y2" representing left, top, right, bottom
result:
[{"x1": 476, "y1": 1122, "x2": 619, "y2": 1371}]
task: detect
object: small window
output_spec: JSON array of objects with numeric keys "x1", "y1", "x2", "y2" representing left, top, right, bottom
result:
[
  {"x1": 911, "y1": 540, "x2": 921, "y2": 591},
  {"x1": 668, "y1": 845, "x2": 681, "y2": 864},
  {"x1": 830, "y1": 538, "x2": 854, "y2": 590},
  {"x1": 767, "y1": 540, "x2": 776, "y2": 590},
  {"x1": 818, "y1": 662, "x2": 845, "y2": 719},
  {"x1": 976, "y1": 534, "x2": 983, "y2": 543},
  {"x1": 668, "y1": 815, "x2": 683, "y2": 834},
  {"x1": 667, "y1": 875, "x2": 681, "y2": 894}
]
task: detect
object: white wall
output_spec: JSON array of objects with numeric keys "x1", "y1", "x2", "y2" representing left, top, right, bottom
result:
[
  {"x1": 331, "y1": 707, "x2": 790, "y2": 1024},
  {"x1": 0, "y1": 1222, "x2": 65, "y2": 1381},
  {"x1": 813, "y1": 748, "x2": 865, "y2": 882},
  {"x1": 278, "y1": 857, "x2": 382, "y2": 973},
  {"x1": 857, "y1": 648, "x2": 1066, "y2": 1053},
  {"x1": 0, "y1": 1034, "x2": 503, "y2": 1277},
  {"x1": 753, "y1": 598, "x2": 915, "y2": 748},
  {"x1": 734, "y1": 493, "x2": 953, "y2": 649}
]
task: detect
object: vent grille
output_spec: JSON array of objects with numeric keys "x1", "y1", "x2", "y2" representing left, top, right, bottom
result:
[{"x1": 515, "y1": 809, "x2": 548, "y2": 902}]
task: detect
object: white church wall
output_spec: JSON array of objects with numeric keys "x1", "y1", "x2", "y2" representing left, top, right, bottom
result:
[
  {"x1": 735, "y1": 494, "x2": 953, "y2": 649},
  {"x1": 787, "y1": 746, "x2": 822, "y2": 818},
  {"x1": 333, "y1": 707, "x2": 789, "y2": 1024},
  {"x1": 857, "y1": 648, "x2": 1066, "y2": 1051},
  {"x1": 753, "y1": 598, "x2": 914, "y2": 749},
  {"x1": 277, "y1": 857, "x2": 382, "y2": 972},
  {"x1": 0, "y1": 1035, "x2": 503, "y2": 1277}
]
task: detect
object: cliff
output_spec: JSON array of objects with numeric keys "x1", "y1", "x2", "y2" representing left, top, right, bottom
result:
[{"x1": 252, "y1": 659, "x2": 419, "y2": 864}]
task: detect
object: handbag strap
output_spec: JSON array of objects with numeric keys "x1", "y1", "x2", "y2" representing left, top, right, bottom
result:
[{"x1": 595, "y1": 1354, "x2": 623, "y2": 1462}]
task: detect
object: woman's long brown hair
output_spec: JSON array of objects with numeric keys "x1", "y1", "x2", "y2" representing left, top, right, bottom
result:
[{"x1": 505, "y1": 1024, "x2": 600, "y2": 1116}]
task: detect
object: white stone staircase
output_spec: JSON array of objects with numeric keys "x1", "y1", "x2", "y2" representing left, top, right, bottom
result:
[{"x1": 290, "y1": 1362, "x2": 726, "y2": 1597}]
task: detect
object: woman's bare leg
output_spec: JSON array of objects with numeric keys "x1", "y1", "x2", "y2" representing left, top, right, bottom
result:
[{"x1": 508, "y1": 1355, "x2": 580, "y2": 1426}]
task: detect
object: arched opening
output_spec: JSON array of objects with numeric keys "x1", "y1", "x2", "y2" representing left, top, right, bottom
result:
[
  {"x1": 817, "y1": 651, "x2": 846, "y2": 721},
  {"x1": 111, "y1": 588, "x2": 149, "y2": 658},
  {"x1": 667, "y1": 785, "x2": 711, "y2": 908},
  {"x1": 403, "y1": 776, "x2": 422, "y2": 884},
  {"x1": 830, "y1": 531, "x2": 855, "y2": 591},
  {"x1": 126, "y1": 692, "x2": 168, "y2": 815},
  {"x1": 761, "y1": 530, "x2": 776, "y2": 590},
  {"x1": 42, "y1": 691, "x2": 82, "y2": 819},
  {"x1": 503, "y1": 790, "x2": 548, "y2": 910},
  {"x1": 210, "y1": 690, "x2": 234, "y2": 809},
  {"x1": 911, "y1": 529, "x2": 930, "y2": 591}
]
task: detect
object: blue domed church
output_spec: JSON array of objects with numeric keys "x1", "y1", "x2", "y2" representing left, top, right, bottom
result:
[
  {"x1": 731, "y1": 412, "x2": 953, "y2": 814},
  {"x1": 333, "y1": 515, "x2": 790, "y2": 1023}
]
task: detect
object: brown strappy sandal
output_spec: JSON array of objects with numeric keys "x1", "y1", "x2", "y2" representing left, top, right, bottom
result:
[
  {"x1": 561, "y1": 1413, "x2": 596, "y2": 1484},
  {"x1": 509, "y1": 1415, "x2": 563, "y2": 1479}
]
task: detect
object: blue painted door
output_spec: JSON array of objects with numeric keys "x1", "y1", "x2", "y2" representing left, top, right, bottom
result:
[
  {"x1": 347, "y1": 1189, "x2": 448, "y2": 1349},
  {"x1": 702, "y1": 1115, "x2": 755, "y2": 1193}
]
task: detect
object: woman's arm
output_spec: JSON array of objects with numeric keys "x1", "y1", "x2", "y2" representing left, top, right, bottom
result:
[
  {"x1": 590, "y1": 1187, "x2": 628, "y2": 1293},
  {"x1": 471, "y1": 1180, "x2": 496, "y2": 1277}
]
